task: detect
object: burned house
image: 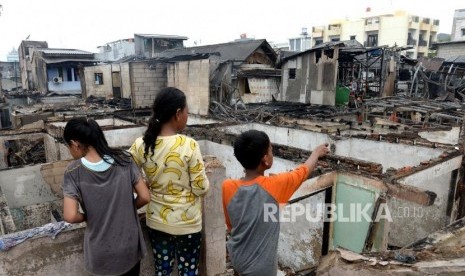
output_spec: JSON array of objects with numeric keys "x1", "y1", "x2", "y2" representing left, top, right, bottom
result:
[
  {"x1": 1, "y1": 95, "x2": 465, "y2": 274},
  {"x1": 160, "y1": 39, "x2": 280, "y2": 104},
  {"x1": 83, "y1": 39, "x2": 279, "y2": 115},
  {"x1": 30, "y1": 48, "x2": 97, "y2": 95},
  {"x1": 18, "y1": 40, "x2": 48, "y2": 91},
  {"x1": 280, "y1": 40, "x2": 409, "y2": 105}
]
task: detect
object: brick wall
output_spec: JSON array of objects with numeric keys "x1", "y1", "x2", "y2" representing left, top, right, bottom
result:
[
  {"x1": 40, "y1": 160, "x2": 72, "y2": 198},
  {"x1": 131, "y1": 62, "x2": 167, "y2": 108},
  {"x1": 168, "y1": 59, "x2": 210, "y2": 115}
]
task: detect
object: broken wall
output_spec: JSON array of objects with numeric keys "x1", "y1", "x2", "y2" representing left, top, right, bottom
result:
[
  {"x1": 83, "y1": 64, "x2": 113, "y2": 98},
  {"x1": 168, "y1": 59, "x2": 210, "y2": 115},
  {"x1": 131, "y1": 62, "x2": 167, "y2": 108},
  {"x1": 281, "y1": 51, "x2": 337, "y2": 105},
  {"x1": 335, "y1": 138, "x2": 444, "y2": 172},
  {"x1": 0, "y1": 132, "x2": 45, "y2": 169},
  {"x1": 388, "y1": 155, "x2": 462, "y2": 247},
  {"x1": 45, "y1": 119, "x2": 146, "y2": 162}
]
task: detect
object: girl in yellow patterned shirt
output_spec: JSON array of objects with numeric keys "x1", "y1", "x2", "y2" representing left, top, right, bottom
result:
[{"x1": 129, "y1": 87, "x2": 209, "y2": 276}]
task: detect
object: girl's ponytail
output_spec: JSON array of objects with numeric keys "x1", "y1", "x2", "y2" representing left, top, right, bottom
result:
[
  {"x1": 142, "y1": 87, "x2": 186, "y2": 159},
  {"x1": 63, "y1": 118, "x2": 130, "y2": 166}
]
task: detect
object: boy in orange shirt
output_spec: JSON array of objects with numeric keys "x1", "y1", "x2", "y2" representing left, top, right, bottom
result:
[{"x1": 222, "y1": 130, "x2": 328, "y2": 275}]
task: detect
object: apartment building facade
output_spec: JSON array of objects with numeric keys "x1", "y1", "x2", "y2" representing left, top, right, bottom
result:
[
  {"x1": 311, "y1": 10, "x2": 439, "y2": 58},
  {"x1": 451, "y1": 9, "x2": 465, "y2": 41}
]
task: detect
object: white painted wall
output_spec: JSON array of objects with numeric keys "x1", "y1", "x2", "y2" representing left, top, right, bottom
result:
[
  {"x1": 187, "y1": 116, "x2": 219, "y2": 126},
  {"x1": 104, "y1": 126, "x2": 146, "y2": 148},
  {"x1": 388, "y1": 155, "x2": 462, "y2": 246},
  {"x1": 418, "y1": 127, "x2": 460, "y2": 145},
  {"x1": 380, "y1": 15, "x2": 409, "y2": 47},
  {"x1": 335, "y1": 138, "x2": 444, "y2": 172},
  {"x1": 221, "y1": 123, "x2": 444, "y2": 172},
  {"x1": 221, "y1": 123, "x2": 331, "y2": 151}
]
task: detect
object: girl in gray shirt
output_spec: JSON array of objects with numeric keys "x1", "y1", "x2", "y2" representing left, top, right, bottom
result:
[{"x1": 62, "y1": 118, "x2": 150, "y2": 275}]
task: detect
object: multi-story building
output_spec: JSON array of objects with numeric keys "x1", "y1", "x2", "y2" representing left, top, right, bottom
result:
[
  {"x1": 451, "y1": 9, "x2": 465, "y2": 41},
  {"x1": 311, "y1": 10, "x2": 439, "y2": 58},
  {"x1": 96, "y1": 38, "x2": 135, "y2": 62}
]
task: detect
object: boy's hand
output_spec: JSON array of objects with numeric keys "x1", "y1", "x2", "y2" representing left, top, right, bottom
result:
[{"x1": 312, "y1": 143, "x2": 330, "y2": 159}]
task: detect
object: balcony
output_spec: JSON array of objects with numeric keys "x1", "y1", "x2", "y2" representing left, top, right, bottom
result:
[
  {"x1": 312, "y1": 31, "x2": 323, "y2": 38},
  {"x1": 312, "y1": 26, "x2": 324, "y2": 38},
  {"x1": 365, "y1": 23, "x2": 379, "y2": 32},
  {"x1": 418, "y1": 40, "x2": 428, "y2": 47},
  {"x1": 328, "y1": 27, "x2": 341, "y2": 36},
  {"x1": 327, "y1": 25, "x2": 341, "y2": 36},
  {"x1": 407, "y1": 38, "x2": 417, "y2": 46}
]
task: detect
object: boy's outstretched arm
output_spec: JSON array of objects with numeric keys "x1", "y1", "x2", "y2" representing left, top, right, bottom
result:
[{"x1": 303, "y1": 143, "x2": 330, "y2": 174}]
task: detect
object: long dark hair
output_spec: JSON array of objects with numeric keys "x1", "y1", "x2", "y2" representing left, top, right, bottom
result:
[
  {"x1": 143, "y1": 87, "x2": 186, "y2": 158},
  {"x1": 63, "y1": 118, "x2": 131, "y2": 166}
]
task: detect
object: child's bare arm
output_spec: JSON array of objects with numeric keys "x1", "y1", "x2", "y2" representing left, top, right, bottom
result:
[
  {"x1": 303, "y1": 143, "x2": 329, "y2": 173},
  {"x1": 63, "y1": 196, "x2": 86, "y2": 223}
]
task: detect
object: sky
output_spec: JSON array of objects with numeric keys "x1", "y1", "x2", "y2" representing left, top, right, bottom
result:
[{"x1": 0, "y1": 0, "x2": 463, "y2": 61}]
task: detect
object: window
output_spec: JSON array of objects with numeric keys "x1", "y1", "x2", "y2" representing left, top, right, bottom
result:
[
  {"x1": 350, "y1": 35, "x2": 356, "y2": 40},
  {"x1": 94, "y1": 73, "x2": 103, "y2": 85},
  {"x1": 315, "y1": 39, "x2": 323, "y2": 46},
  {"x1": 462, "y1": 28, "x2": 465, "y2": 36},
  {"x1": 331, "y1": 37, "x2": 340, "y2": 42},
  {"x1": 366, "y1": 33, "x2": 378, "y2": 47},
  {"x1": 289, "y1": 68, "x2": 296, "y2": 80}
]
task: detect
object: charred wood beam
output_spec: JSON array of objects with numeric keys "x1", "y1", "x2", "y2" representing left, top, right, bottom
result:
[{"x1": 385, "y1": 183, "x2": 437, "y2": 206}]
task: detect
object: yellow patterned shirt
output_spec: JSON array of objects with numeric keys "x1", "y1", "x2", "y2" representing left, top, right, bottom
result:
[{"x1": 129, "y1": 135, "x2": 209, "y2": 235}]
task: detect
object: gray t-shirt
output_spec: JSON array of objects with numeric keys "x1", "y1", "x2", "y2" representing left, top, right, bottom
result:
[{"x1": 62, "y1": 159, "x2": 147, "y2": 275}]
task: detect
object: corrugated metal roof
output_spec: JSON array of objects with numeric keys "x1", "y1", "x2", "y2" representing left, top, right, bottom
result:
[
  {"x1": 135, "y1": 34, "x2": 188, "y2": 40},
  {"x1": 282, "y1": 40, "x2": 366, "y2": 62},
  {"x1": 444, "y1": 56, "x2": 465, "y2": 64},
  {"x1": 156, "y1": 39, "x2": 276, "y2": 62},
  {"x1": 39, "y1": 48, "x2": 93, "y2": 55},
  {"x1": 40, "y1": 57, "x2": 97, "y2": 64}
]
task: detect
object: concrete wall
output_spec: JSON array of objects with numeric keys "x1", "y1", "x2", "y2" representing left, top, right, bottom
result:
[
  {"x1": 221, "y1": 122, "x2": 445, "y2": 172},
  {"x1": 220, "y1": 123, "x2": 331, "y2": 151},
  {"x1": 201, "y1": 156, "x2": 227, "y2": 275},
  {"x1": 121, "y1": 63, "x2": 131, "y2": 98},
  {"x1": 0, "y1": 223, "x2": 158, "y2": 276},
  {"x1": 168, "y1": 59, "x2": 210, "y2": 116},
  {"x1": 451, "y1": 9, "x2": 465, "y2": 41},
  {"x1": 131, "y1": 62, "x2": 167, "y2": 108},
  {"x1": 380, "y1": 15, "x2": 409, "y2": 49},
  {"x1": 388, "y1": 155, "x2": 462, "y2": 247},
  {"x1": 436, "y1": 42, "x2": 465, "y2": 59},
  {"x1": 187, "y1": 116, "x2": 220, "y2": 126},
  {"x1": 45, "y1": 120, "x2": 145, "y2": 162},
  {"x1": 281, "y1": 51, "x2": 337, "y2": 105},
  {"x1": 0, "y1": 164, "x2": 58, "y2": 209},
  {"x1": 84, "y1": 64, "x2": 113, "y2": 98},
  {"x1": 104, "y1": 126, "x2": 146, "y2": 148},
  {"x1": 418, "y1": 127, "x2": 461, "y2": 145},
  {"x1": 335, "y1": 138, "x2": 444, "y2": 172},
  {"x1": 279, "y1": 180, "x2": 326, "y2": 269}
]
